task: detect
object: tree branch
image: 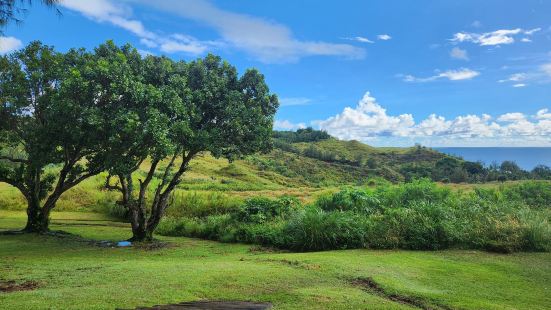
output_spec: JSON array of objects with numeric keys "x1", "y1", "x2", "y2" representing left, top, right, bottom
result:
[
  {"x1": 0, "y1": 155, "x2": 28, "y2": 163},
  {"x1": 104, "y1": 174, "x2": 123, "y2": 192}
]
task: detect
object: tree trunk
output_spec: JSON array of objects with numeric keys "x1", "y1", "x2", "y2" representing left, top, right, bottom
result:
[
  {"x1": 128, "y1": 204, "x2": 151, "y2": 242},
  {"x1": 23, "y1": 199, "x2": 50, "y2": 233}
]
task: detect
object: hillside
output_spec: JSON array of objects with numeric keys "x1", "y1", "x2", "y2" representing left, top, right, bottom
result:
[{"x1": 0, "y1": 129, "x2": 541, "y2": 213}]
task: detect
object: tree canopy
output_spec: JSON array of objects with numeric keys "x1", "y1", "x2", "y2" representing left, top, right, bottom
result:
[
  {"x1": 0, "y1": 41, "x2": 117, "y2": 231},
  {"x1": 101, "y1": 42, "x2": 279, "y2": 241},
  {"x1": 0, "y1": 40, "x2": 278, "y2": 239}
]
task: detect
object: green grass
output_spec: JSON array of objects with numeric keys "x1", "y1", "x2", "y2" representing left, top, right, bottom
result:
[{"x1": 1, "y1": 210, "x2": 551, "y2": 309}]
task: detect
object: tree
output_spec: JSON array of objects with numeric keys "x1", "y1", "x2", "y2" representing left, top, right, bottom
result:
[
  {"x1": 104, "y1": 48, "x2": 279, "y2": 241},
  {"x1": 0, "y1": 41, "x2": 113, "y2": 232},
  {"x1": 531, "y1": 165, "x2": 551, "y2": 180},
  {"x1": 0, "y1": 0, "x2": 59, "y2": 32},
  {"x1": 500, "y1": 160, "x2": 526, "y2": 180}
]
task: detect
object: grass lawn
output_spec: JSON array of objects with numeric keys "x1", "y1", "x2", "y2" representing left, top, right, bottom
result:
[{"x1": 1, "y1": 210, "x2": 550, "y2": 309}]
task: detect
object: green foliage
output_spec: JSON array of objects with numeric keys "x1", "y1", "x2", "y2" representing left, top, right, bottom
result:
[
  {"x1": 157, "y1": 180, "x2": 551, "y2": 253},
  {"x1": 233, "y1": 196, "x2": 299, "y2": 223},
  {"x1": 273, "y1": 127, "x2": 331, "y2": 143},
  {"x1": 502, "y1": 181, "x2": 551, "y2": 208}
]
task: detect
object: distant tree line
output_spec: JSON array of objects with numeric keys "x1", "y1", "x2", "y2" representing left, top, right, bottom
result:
[{"x1": 273, "y1": 127, "x2": 331, "y2": 143}]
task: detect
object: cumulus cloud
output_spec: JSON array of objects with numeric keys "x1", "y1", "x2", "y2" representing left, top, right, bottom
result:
[
  {"x1": 317, "y1": 92, "x2": 551, "y2": 146},
  {"x1": 0, "y1": 36, "x2": 23, "y2": 54},
  {"x1": 274, "y1": 120, "x2": 306, "y2": 130},
  {"x1": 377, "y1": 34, "x2": 392, "y2": 40},
  {"x1": 135, "y1": 0, "x2": 365, "y2": 63},
  {"x1": 316, "y1": 92, "x2": 414, "y2": 139},
  {"x1": 61, "y1": 0, "x2": 211, "y2": 55},
  {"x1": 403, "y1": 68, "x2": 480, "y2": 82},
  {"x1": 450, "y1": 28, "x2": 540, "y2": 46},
  {"x1": 536, "y1": 109, "x2": 551, "y2": 120},
  {"x1": 450, "y1": 47, "x2": 469, "y2": 60}
]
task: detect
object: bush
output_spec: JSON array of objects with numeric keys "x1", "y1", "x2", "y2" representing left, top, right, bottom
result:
[
  {"x1": 282, "y1": 208, "x2": 368, "y2": 251},
  {"x1": 233, "y1": 196, "x2": 300, "y2": 223},
  {"x1": 315, "y1": 188, "x2": 380, "y2": 214}
]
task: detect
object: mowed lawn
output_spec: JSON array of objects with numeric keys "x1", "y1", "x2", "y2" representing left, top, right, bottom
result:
[{"x1": 1, "y1": 210, "x2": 550, "y2": 310}]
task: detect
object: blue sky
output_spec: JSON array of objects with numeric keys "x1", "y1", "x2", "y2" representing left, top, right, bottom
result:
[{"x1": 1, "y1": 0, "x2": 550, "y2": 146}]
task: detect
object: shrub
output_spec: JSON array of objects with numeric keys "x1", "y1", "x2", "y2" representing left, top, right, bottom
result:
[
  {"x1": 315, "y1": 188, "x2": 380, "y2": 214},
  {"x1": 503, "y1": 181, "x2": 551, "y2": 209},
  {"x1": 232, "y1": 196, "x2": 300, "y2": 223},
  {"x1": 282, "y1": 208, "x2": 367, "y2": 251}
]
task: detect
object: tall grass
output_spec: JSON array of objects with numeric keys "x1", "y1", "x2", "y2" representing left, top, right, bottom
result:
[{"x1": 157, "y1": 179, "x2": 551, "y2": 253}]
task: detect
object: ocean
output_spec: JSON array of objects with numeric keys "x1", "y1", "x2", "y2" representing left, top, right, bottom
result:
[{"x1": 434, "y1": 147, "x2": 551, "y2": 170}]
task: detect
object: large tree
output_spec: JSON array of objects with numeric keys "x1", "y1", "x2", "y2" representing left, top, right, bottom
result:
[
  {"x1": 103, "y1": 45, "x2": 279, "y2": 241},
  {"x1": 0, "y1": 41, "x2": 112, "y2": 232}
]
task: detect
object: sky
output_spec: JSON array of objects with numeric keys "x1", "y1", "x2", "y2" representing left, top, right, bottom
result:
[{"x1": 1, "y1": 0, "x2": 550, "y2": 146}]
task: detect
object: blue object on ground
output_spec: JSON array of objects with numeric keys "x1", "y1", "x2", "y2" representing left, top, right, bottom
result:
[{"x1": 117, "y1": 241, "x2": 132, "y2": 247}]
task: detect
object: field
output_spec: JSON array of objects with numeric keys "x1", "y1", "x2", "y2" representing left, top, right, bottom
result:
[{"x1": 1, "y1": 210, "x2": 551, "y2": 310}]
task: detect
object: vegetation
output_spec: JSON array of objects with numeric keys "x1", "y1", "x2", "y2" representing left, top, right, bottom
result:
[
  {"x1": 268, "y1": 131, "x2": 551, "y2": 185},
  {"x1": 97, "y1": 42, "x2": 277, "y2": 241},
  {"x1": 157, "y1": 179, "x2": 551, "y2": 253},
  {"x1": 0, "y1": 41, "x2": 119, "y2": 232},
  {"x1": 0, "y1": 41, "x2": 277, "y2": 240}
]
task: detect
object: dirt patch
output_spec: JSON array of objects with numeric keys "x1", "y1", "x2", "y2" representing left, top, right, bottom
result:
[
  {"x1": 248, "y1": 245, "x2": 287, "y2": 254},
  {"x1": 130, "y1": 301, "x2": 272, "y2": 309},
  {"x1": 0, "y1": 280, "x2": 40, "y2": 293},
  {"x1": 351, "y1": 277, "x2": 453, "y2": 310},
  {"x1": 133, "y1": 241, "x2": 174, "y2": 251}
]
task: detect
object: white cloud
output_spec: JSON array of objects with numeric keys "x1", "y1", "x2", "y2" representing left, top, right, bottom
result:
[
  {"x1": 343, "y1": 36, "x2": 374, "y2": 43},
  {"x1": 61, "y1": 0, "x2": 211, "y2": 56},
  {"x1": 137, "y1": 49, "x2": 153, "y2": 57},
  {"x1": 536, "y1": 109, "x2": 551, "y2": 120},
  {"x1": 0, "y1": 36, "x2": 23, "y2": 54},
  {"x1": 317, "y1": 92, "x2": 551, "y2": 146},
  {"x1": 159, "y1": 40, "x2": 208, "y2": 54},
  {"x1": 471, "y1": 21, "x2": 482, "y2": 28},
  {"x1": 140, "y1": 38, "x2": 158, "y2": 48},
  {"x1": 498, "y1": 112, "x2": 526, "y2": 122},
  {"x1": 525, "y1": 28, "x2": 541, "y2": 35},
  {"x1": 541, "y1": 63, "x2": 551, "y2": 77},
  {"x1": 450, "y1": 47, "x2": 469, "y2": 60},
  {"x1": 512, "y1": 83, "x2": 526, "y2": 88},
  {"x1": 279, "y1": 97, "x2": 312, "y2": 107},
  {"x1": 521, "y1": 38, "x2": 532, "y2": 43},
  {"x1": 316, "y1": 92, "x2": 414, "y2": 139},
  {"x1": 404, "y1": 68, "x2": 480, "y2": 82},
  {"x1": 498, "y1": 73, "x2": 527, "y2": 83},
  {"x1": 377, "y1": 34, "x2": 392, "y2": 41},
  {"x1": 450, "y1": 28, "x2": 540, "y2": 46},
  {"x1": 136, "y1": 0, "x2": 365, "y2": 63},
  {"x1": 274, "y1": 120, "x2": 306, "y2": 130}
]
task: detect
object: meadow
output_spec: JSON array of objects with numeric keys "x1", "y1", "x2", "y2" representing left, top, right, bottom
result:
[{"x1": 1, "y1": 211, "x2": 551, "y2": 309}]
